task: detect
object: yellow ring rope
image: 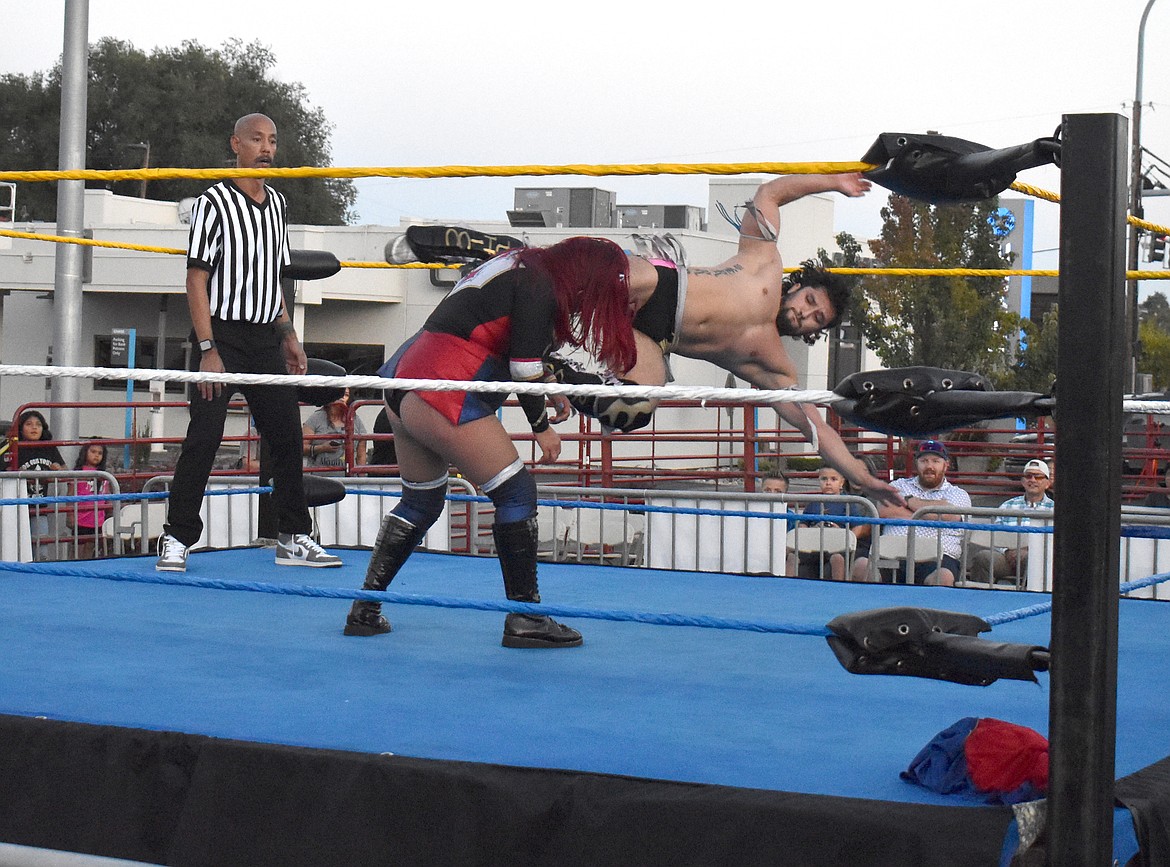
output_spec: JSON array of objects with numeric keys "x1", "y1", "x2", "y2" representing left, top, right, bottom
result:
[
  {"x1": 4, "y1": 161, "x2": 1168, "y2": 276},
  {"x1": 4, "y1": 228, "x2": 1168, "y2": 279},
  {"x1": 0, "y1": 161, "x2": 874, "y2": 184},
  {"x1": 5, "y1": 226, "x2": 1164, "y2": 280}
]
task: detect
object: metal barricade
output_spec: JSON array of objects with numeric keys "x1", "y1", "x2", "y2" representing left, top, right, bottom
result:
[
  {"x1": 639, "y1": 490, "x2": 877, "y2": 577},
  {"x1": 0, "y1": 470, "x2": 121, "y2": 562},
  {"x1": 138, "y1": 474, "x2": 478, "y2": 553}
]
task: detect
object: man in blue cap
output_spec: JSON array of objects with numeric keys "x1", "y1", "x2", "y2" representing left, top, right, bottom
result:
[{"x1": 852, "y1": 440, "x2": 971, "y2": 585}]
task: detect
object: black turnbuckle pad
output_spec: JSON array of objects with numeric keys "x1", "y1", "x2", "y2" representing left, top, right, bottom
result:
[
  {"x1": 304, "y1": 474, "x2": 346, "y2": 507},
  {"x1": 826, "y1": 606, "x2": 1049, "y2": 686},
  {"x1": 404, "y1": 225, "x2": 526, "y2": 264},
  {"x1": 861, "y1": 132, "x2": 1060, "y2": 203},
  {"x1": 831, "y1": 366, "x2": 1054, "y2": 436},
  {"x1": 285, "y1": 249, "x2": 341, "y2": 281},
  {"x1": 296, "y1": 358, "x2": 347, "y2": 407}
]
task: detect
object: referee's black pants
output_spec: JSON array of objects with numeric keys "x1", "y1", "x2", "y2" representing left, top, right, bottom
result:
[{"x1": 164, "y1": 319, "x2": 311, "y2": 547}]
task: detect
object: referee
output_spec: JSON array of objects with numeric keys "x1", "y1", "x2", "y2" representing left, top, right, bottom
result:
[{"x1": 156, "y1": 113, "x2": 340, "y2": 572}]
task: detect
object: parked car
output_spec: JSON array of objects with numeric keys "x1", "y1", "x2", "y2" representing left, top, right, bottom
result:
[{"x1": 1003, "y1": 432, "x2": 1051, "y2": 478}]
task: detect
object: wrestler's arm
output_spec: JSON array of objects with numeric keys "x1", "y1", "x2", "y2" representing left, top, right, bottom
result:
[
  {"x1": 738, "y1": 173, "x2": 872, "y2": 256},
  {"x1": 509, "y1": 277, "x2": 570, "y2": 462},
  {"x1": 728, "y1": 356, "x2": 905, "y2": 509}
]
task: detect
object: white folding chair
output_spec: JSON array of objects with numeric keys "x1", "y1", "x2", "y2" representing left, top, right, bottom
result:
[
  {"x1": 786, "y1": 527, "x2": 856, "y2": 579},
  {"x1": 962, "y1": 528, "x2": 1027, "y2": 588},
  {"x1": 873, "y1": 531, "x2": 944, "y2": 584}
]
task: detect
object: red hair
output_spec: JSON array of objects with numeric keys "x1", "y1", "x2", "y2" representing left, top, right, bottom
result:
[{"x1": 514, "y1": 237, "x2": 636, "y2": 373}]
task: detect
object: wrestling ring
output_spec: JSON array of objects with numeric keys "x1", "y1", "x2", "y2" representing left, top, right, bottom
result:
[{"x1": 2, "y1": 117, "x2": 1170, "y2": 865}]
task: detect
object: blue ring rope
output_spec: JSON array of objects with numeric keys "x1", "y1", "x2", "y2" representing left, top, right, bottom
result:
[
  {"x1": 4, "y1": 555, "x2": 1169, "y2": 636},
  {"x1": 0, "y1": 559, "x2": 830, "y2": 636},
  {"x1": 7, "y1": 486, "x2": 1170, "y2": 635},
  {"x1": 19, "y1": 484, "x2": 1170, "y2": 539}
]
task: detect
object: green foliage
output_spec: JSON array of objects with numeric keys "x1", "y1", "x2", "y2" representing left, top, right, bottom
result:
[
  {"x1": 1140, "y1": 292, "x2": 1170, "y2": 333},
  {"x1": 0, "y1": 38, "x2": 356, "y2": 224},
  {"x1": 1139, "y1": 319, "x2": 1170, "y2": 390},
  {"x1": 845, "y1": 194, "x2": 1019, "y2": 377},
  {"x1": 784, "y1": 456, "x2": 824, "y2": 472},
  {"x1": 1000, "y1": 306, "x2": 1058, "y2": 393}
]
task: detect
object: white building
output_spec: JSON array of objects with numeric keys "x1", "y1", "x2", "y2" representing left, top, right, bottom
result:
[{"x1": 0, "y1": 181, "x2": 877, "y2": 465}]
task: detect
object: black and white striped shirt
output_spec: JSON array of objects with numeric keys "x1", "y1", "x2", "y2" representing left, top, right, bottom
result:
[{"x1": 186, "y1": 180, "x2": 291, "y2": 323}]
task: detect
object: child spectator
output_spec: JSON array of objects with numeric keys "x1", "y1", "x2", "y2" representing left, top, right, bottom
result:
[
  {"x1": 5, "y1": 410, "x2": 67, "y2": 554},
  {"x1": 7, "y1": 410, "x2": 66, "y2": 494},
  {"x1": 69, "y1": 440, "x2": 113, "y2": 557},
  {"x1": 797, "y1": 466, "x2": 855, "y2": 581}
]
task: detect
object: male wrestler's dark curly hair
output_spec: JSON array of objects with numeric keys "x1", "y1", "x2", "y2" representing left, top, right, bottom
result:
[
  {"x1": 782, "y1": 258, "x2": 853, "y2": 345},
  {"x1": 514, "y1": 237, "x2": 636, "y2": 372}
]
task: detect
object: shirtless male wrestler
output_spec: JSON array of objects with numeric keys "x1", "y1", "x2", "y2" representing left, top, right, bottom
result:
[{"x1": 554, "y1": 172, "x2": 902, "y2": 507}]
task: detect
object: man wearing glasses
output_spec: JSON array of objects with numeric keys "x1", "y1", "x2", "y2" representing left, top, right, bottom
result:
[{"x1": 969, "y1": 459, "x2": 1054, "y2": 584}]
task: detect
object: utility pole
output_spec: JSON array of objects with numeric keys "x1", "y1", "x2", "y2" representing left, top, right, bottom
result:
[
  {"x1": 1128, "y1": 0, "x2": 1159, "y2": 391},
  {"x1": 49, "y1": 0, "x2": 89, "y2": 460}
]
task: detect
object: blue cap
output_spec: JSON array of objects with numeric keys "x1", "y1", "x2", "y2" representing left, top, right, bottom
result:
[{"x1": 916, "y1": 440, "x2": 950, "y2": 461}]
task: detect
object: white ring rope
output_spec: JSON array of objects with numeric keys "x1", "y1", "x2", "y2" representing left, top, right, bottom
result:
[
  {"x1": 1119, "y1": 400, "x2": 1170, "y2": 415},
  {"x1": 0, "y1": 364, "x2": 839, "y2": 407},
  {"x1": 6, "y1": 364, "x2": 1170, "y2": 414}
]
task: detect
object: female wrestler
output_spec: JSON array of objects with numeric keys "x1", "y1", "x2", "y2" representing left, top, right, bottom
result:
[{"x1": 344, "y1": 236, "x2": 637, "y2": 648}]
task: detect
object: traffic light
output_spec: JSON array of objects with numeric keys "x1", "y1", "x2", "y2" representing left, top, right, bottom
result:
[{"x1": 1152, "y1": 233, "x2": 1169, "y2": 265}]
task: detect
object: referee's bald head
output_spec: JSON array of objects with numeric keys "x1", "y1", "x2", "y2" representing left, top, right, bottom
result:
[{"x1": 234, "y1": 113, "x2": 275, "y2": 137}]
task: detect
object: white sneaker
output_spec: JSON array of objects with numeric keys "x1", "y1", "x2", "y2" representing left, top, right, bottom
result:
[
  {"x1": 275, "y1": 533, "x2": 342, "y2": 568},
  {"x1": 155, "y1": 534, "x2": 190, "y2": 572}
]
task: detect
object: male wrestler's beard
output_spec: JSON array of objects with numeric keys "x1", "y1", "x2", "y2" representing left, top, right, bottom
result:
[{"x1": 775, "y1": 303, "x2": 802, "y2": 337}]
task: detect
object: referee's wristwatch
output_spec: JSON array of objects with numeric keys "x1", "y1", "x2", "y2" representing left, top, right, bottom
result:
[{"x1": 198, "y1": 338, "x2": 217, "y2": 353}]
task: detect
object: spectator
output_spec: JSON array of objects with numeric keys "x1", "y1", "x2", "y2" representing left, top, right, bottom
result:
[
  {"x1": 69, "y1": 440, "x2": 113, "y2": 557},
  {"x1": 757, "y1": 470, "x2": 793, "y2": 573},
  {"x1": 760, "y1": 470, "x2": 788, "y2": 495},
  {"x1": 970, "y1": 459, "x2": 1054, "y2": 584},
  {"x1": 853, "y1": 440, "x2": 971, "y2": 586},
  {"x1": 797, "y1": 466, "x2": 854, "y2": 581},
  {"x1": 0, "y1": 427, "x2": 12, "y2": 470},
  {"x1": 366, "y1": 405, "x2": 398, "y2": 472},
  {"x1": 6, "y1": 410, "x2": 66, "y2": 495},
  {"x1": 1143, "y1": 462, "x2": 1170, "y2": 508},
  {"x1": 303, "y1": 388, "x2": 367, "y2": 472},
  {"x1": 5, "y1": 410, "x2": 67, "y2": 552}
]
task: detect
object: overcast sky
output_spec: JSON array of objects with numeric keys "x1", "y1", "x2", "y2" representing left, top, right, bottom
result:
[{"x1": 7, "y1": 1, "x2": 1170, "y2": 289}]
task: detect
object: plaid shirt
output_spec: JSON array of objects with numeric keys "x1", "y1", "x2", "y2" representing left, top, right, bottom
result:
[
  {"x1": 993, "y1": 494, "x2": 1054, "y2": 525},
  {"x1": 886, "y1": 476, "x2": 972, "y2": 558}
]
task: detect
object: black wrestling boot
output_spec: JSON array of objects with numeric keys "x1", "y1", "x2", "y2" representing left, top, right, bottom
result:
[
  {"x1": 493, "y1": 516, "x2": 583, "y2": 648},
  {"x1": 344, "y1": 513, "x2": 425, "y2": 636},
  {"x1": 543, "y1": 354, "x2": 654, "y2": 434}
]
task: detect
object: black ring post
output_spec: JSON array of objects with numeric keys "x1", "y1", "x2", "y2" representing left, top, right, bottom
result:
[{"x1": 1050, "y1": 113, "x2": 1127, "y2": 863}]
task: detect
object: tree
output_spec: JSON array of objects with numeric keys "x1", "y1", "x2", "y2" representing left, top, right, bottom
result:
[
  {"x1": 1140, "y1": 291, "x2": 1170, "y2": 333},
  {"x1": 1139, "y1": 320, "x2": 1170, "y2": 390},
  {"x1": 1001, "y1": 306, "x2": 1058, "y2": 394},
  {"x1": 0, "y1": 38, "x2": 356, "y2": 224},
  {"x1": 849, "y1": 194, "x2": 1020, "y2": 377}
]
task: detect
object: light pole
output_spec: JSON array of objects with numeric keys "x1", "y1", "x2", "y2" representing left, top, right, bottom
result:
[
  {"x1": 1128, "y1": 0, "x2": 1159, "y2": 391},
  {"x1": 124, "y1": 141, "x2": 150, "y2": 198}
]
